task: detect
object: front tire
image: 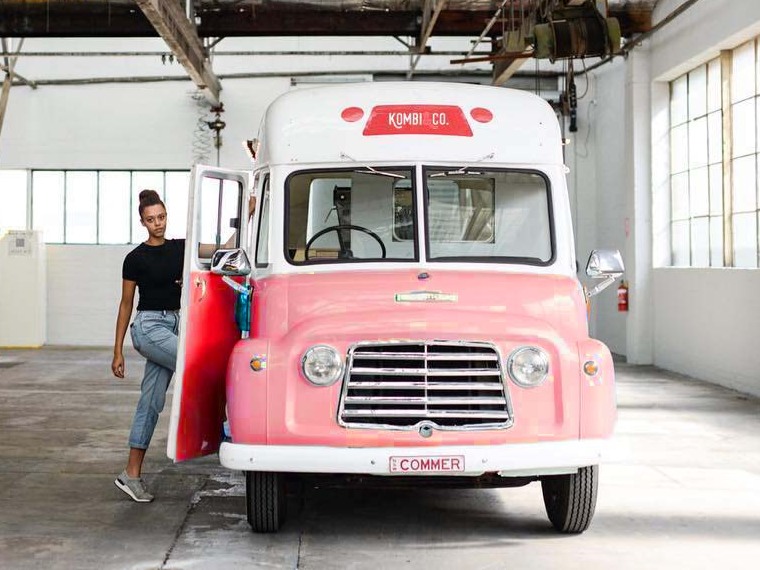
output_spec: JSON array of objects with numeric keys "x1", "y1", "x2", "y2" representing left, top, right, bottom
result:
[
  {"x1": 541, "y1": 465, "x2": 598, "y2": 534},
  {"x1": 245, "y1": 471, "x2": 286, "y2": 533}
]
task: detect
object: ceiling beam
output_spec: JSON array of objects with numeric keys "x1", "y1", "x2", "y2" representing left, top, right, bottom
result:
[
  {"x1": 408, "y1": 0, "x2": 447, "y2": 79},
  {"x1": 0, "y1": 7, "x2": 651, "y2": 38},
  {"x1": 492, "y1": 55, "x2": 530, "y2": 86},
  {"x1": 135, "y1": 0, "x2": 220, "y2": 104}
]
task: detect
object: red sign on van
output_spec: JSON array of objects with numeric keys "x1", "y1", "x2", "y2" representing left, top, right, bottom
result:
[{"x1": 362, "y1": 105, "x2": 473, "y2": 137}]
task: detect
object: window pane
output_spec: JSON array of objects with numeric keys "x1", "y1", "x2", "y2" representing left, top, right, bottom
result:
[
  {"x1": 731, "y1": 40, "x2": 755, "y2": 103},
  {"x1": 671, "y1": 220, "x2": 690, "y2": 266},
  {"x1": 731, "y1": 99, "x2": 755, "y2": 157},
  {"x1": 98, "y1": 172, "x2": 131, "y2": 244},
  {"x1": 671, "y1": 75, "x2": 688, "y2": 125},
  {"x1": 707, "y1": 58, "x2": 722, "y2": 113},
  {"x1": 197, "y1": 176, "x2": 241, "y2": 262},
  {"x1": 709, "y1": 164, "x2": 723, "y2": 215},
  {"x1": 131, "y1": 172, "x2": 165, "y2": 243},
  {"x1": 690, "y1": 166, "x2": 709, "y2": 217},
  {"x1": 65, "y1": 172, "x2": 97, "y2": 243},
  {"x1": 32, "y1": 171, "x2": 64, "y2": 243},
  {"x1": 671, "y1": 172, "x2": 689, "y2": 220},
  {"x1": 0, "y1": 170, "x2": 27, "y2": 230},
  {"x1": 688, "y1": 116, "x2": 708, "y2": 168},
  {"x1": 670, "y1": 124, "x2": 689, "y2": 173},
  {"x1": 732, "y1": 155, "x2": 757, "y2": 212},
  {"x1": 286, "y1": 169, "x2": 417, "y2": 263},
  {"x1": 165, "y1": 171, "x2": 190, "y2": 240},
  {"x1": 199, "y1": 177, "x2": 223, "y2": 246},
  {"x1": 707, "y1": 111, "x2": 722, "y2": 164},
  {"x1": 690, "y1": 217, "x2": 710, "y2": 267},
  {"x1": 733, "y1": 211, "x2": 758, "y2": 268},
  {"x1": 256, "y1": 183, "x2": 271, "y2": 267},
  {"x1": 688, "y1": 65, "x2": 707, "y2": 119},
  {"x1": 710, "y1": 215, "x2": 724, "y2": 267}
]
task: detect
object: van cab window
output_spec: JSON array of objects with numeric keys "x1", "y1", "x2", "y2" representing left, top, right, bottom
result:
[
  {"x1": 424, "y1": 169, "x2": 553, "y2": 264},
  {"x1": 286, "y1": 168, "x2": 417, "y2": 264}
]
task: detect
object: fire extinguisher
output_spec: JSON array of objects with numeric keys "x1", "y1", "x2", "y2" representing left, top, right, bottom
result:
[{"x1": 617, "y1": 281, "x2": 629, "y2": 312}]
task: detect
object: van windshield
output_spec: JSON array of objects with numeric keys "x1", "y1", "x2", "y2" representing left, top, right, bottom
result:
[
  {"x1": 422, "y1": 168, "x2": 553, "y2": 264},
  {"x1": 286, "y1": 168, "x2": 418, "y2": 264}
]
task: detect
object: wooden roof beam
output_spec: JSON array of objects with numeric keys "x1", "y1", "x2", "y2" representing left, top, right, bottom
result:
[{"x1": 135, "y1": 0, "x2": 220, "y2": 105}]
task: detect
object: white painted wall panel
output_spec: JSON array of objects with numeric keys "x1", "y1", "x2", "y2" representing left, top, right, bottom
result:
[
  {"x1": 653, "y1": 269, "x2": 760, "y2": 396},
  {"x1": 46, "y1": 244, "x2": 131, "y2": 346}
]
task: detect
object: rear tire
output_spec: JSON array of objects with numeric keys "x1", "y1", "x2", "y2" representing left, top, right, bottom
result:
[
  {"x1": 245, "y1": 471, "x2": 286, "y2": 533},
  {"x1": 541, "y1": 465, "x2": 598, "y2": 534}
]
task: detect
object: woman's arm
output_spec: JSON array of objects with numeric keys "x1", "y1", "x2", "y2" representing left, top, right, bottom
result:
[{"x1": 112, "y1": 279, "x2": 137, "y2": 378}]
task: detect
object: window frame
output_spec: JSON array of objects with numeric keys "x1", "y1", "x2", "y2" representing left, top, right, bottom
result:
[
  {"x1": 421, "y1": 166, "x2": 556, "y2": 266},
  {"x1": 283, "y1": 166, "x2": 420, "y2": 267}
]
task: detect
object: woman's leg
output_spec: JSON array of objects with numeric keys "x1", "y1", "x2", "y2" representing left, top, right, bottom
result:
[{"x1": 125, "y1": 312, "x2": 179, "y2": 476}]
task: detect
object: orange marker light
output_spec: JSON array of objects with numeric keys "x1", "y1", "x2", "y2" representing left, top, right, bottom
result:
[{"x1": 583, "y1": 360, "x2": 599, "y2": 376}]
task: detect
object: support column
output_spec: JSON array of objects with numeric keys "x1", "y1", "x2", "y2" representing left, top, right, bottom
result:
[{"x1": 624, "y1": 48, "x2": 654, "y2": 364}]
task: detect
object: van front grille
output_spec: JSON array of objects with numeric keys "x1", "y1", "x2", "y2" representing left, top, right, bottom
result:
[{"x1": 338, "y1": 341, "x2": 513, "y2": 430}]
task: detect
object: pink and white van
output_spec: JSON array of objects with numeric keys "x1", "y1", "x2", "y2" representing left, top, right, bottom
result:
[{"x1": 167, "y1": 82, "x2": 624, "y2": 534}]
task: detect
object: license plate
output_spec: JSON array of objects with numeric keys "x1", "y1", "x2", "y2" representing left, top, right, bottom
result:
[{"x1": 389, "y1": 455, "x2": 465, "y2": 474}]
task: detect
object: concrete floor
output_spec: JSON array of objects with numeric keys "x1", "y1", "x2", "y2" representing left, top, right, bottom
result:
[{"x1": 0, "y1": 347, "x2": 758, "y2": 570}]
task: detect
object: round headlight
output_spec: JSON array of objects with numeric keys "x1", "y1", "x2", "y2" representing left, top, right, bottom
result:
[
  {"x1": 301, "y1": 345, "x2": 344, "y2": 386},
  {"x1": 507, "y1": 346, "x2": 549, "y2": 388}
]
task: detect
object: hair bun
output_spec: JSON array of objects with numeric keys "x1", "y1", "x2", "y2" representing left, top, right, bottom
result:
[{"x1": 139, "y1": 189, "x2": 160, "y2": 203}]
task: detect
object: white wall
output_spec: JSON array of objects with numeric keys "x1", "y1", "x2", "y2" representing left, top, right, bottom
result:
[
  {"x1": 647, "y1": 0, "x2": 760, "y2": 396},
  {"x1": 572, "y1": 0, "x2": 760, "y2": 395},
  {"x1": 45, "y1": 245, "x2": 130, "y2": 346},
  {"x1": 653, "y1": 269, "x2": 760, "y2": 396}
]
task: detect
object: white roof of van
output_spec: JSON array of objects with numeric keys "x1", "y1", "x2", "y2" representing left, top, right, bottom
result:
[{"x1": 256, "y1": 82, "x2": 563, "y2": 167}]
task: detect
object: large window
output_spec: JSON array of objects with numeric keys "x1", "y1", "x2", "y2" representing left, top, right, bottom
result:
[
  {"x1": 23, "y1": 170, "x2": 190, "y2": 244},
  {"x1": 670, "y1": 40, "x2": 760, "y2": 268}
]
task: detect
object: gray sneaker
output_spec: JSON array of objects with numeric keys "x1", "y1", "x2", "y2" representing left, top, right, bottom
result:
[{"x1": 114, "y1": 470, "x2": 154, "y2": 503}]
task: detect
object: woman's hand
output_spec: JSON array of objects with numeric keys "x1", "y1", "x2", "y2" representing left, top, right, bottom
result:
[{"x1": 112, "y1": 353, "x2": 125, "y2": 378}]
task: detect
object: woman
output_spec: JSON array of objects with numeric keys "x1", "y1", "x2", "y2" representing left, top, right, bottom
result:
[
  {"x1": 111, "y1": 189, "x2": 184, "y2": 502},
  {"x1": 112, "y1": 189, "x2": 256, "y2": 502}
]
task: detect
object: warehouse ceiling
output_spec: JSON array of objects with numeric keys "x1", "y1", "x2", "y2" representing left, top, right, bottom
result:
[
  {"x1": 0, "y1": 1, "x2": 659, "y2": 107},
  {"x1": 0, "y1": 1, "x2": 654, "y2": 38}
]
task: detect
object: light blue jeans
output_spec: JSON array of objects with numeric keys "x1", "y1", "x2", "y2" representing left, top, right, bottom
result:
[{"x1": 128, "y1": 310, "x2": 179, "y2": 449}]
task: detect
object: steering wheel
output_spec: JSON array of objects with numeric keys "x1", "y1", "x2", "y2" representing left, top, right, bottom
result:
[{"x1": 304, "y1": 224, "x2": 387, "y2": 260}]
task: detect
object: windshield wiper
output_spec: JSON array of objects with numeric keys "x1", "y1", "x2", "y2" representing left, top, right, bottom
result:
[
  {"x1": 340, "y1": 152, "x2": 406, "y2": 179},
  {"x1": 430, "y1": 166, "x2": 484, "y2": 178},
  {"x1": 429, "y1": 152, "x2": 495, "y2": 177}
]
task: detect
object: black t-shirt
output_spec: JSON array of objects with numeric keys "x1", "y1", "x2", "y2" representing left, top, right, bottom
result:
[{"x1": 122, "y1": 239, "x2": 186, "y2": 311}]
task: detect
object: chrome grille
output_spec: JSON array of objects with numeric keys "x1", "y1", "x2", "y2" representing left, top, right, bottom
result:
[{"x1": 338, "y1": 341, "x2": 513, "y2": 430}]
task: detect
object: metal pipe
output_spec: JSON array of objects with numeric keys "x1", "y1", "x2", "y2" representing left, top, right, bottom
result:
[
  {"x1": 10, "y1": 67, "x2": 560, "y2": 87},
  {"x1": 0, "y1": 50, "x2": 491, "y2": 58}
]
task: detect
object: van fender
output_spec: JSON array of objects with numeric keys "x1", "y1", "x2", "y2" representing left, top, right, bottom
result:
[{"x1": 577, "y1": 339, "x2": 617, "y2": 439}]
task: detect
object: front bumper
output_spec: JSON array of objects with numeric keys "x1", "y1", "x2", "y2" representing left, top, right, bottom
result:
[{"x1": 219, "y1": 438, "x2": 613, "y2": 477}]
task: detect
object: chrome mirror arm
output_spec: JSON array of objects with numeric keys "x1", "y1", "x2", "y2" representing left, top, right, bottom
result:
[{"x1": 586, "y1": 274, "x2": 621, "y2": 298}]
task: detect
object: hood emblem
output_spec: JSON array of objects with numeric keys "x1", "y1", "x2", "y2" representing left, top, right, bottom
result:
[{"x1": 395, "y1": 290, "x2": 458, "y2": 303}]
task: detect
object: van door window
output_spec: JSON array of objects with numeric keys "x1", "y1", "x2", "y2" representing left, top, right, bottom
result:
[
  {"x1": 197, "y1": 176, "x2": 242, "y2": 265},
  {"x1": 255, "y1": 176, "x2": 271, "y2": 267}
]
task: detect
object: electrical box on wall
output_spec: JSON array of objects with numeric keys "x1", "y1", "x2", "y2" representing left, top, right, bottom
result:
[{"x1": 0, "y1": 230, "x2": 46, "y2": 347}]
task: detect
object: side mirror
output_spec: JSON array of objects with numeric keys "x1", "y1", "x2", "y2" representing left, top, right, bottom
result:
[
  {"x1": 211, "y1": 248, "x2": 251, "y2": 277},
  {"x1": 585, "y1": 249, "x2": 624, "y2": 297}
]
